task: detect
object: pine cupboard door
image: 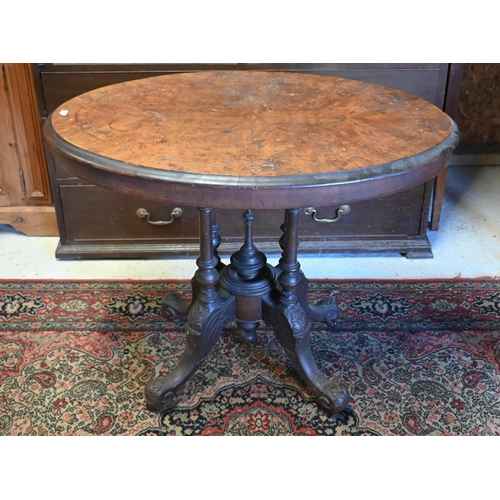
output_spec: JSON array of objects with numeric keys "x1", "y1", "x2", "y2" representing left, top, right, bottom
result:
[
  {"x1": 0, "y1": 64, "x2": 57, "y2": 235},
  {"x1": 0, "y1": 65, "x2": 21, "y2": 208}
]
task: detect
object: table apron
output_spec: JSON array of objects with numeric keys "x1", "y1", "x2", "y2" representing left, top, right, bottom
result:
[{"x1": 52, "y1": 149, "x2": 452, "y2": 210}]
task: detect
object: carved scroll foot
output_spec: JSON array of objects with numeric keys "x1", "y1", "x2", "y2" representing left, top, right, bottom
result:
[
  {"x1": 161, "y1": 270, "x2": 227, "y2": 320},
  {"x1": 161, "y1": 275, "x2": 199, "y2": 320},
  {"x1": 297, "y1": 272, "x2": 339, "y2": 327},
  {"x1": 262, "y1": 296, "x2": 349, "y2": 414},
  {"x1": 146, "y1": 291, "x2": 235, "y2": 411},
  {"x1": 300, "y1": 296, "x2": 339, "y2": 328},
  {"x1": 285, "y1": 269, "x2": 340, "y2": 327},
  {"x1": 315, "y1": 380, "x2": 350, "y2": 413},
  {"x1": 161, "y1": 293, "x2": 192, "y2": 319}
]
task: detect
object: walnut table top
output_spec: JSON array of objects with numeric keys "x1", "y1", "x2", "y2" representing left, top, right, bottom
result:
[{"x1": 45, "y1": 71, "x2": 459, "y2": 209}]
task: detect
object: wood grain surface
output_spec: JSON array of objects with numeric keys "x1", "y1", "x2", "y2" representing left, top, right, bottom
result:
[
  {"x1": 50, "y1": 71, "x2": 455, "y2": 179},
  {"x1": 45, "y1": 71, "x2": 459, "y2": 209}
]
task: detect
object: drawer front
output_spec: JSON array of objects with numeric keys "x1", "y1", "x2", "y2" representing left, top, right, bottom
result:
[
  {"x1": 220, "y1": 185, "x2": 426, "y2": 243},
  {"x1": 59, "y1": 182, "x2": 426, "y2": 244},
  {"x1": 299, "y1": 184, "x2": 426, "y2": 238},
  {"x1": 60, "y1": 184, "x2": 200, "y2": 242}
]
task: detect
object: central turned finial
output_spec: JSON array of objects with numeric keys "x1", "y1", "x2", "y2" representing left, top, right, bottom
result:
[
  {"x1": 230, "y1": 210, "x2": 266, "y2": 281},
  {"x1": 218, "y1": 209, "x2": 276, "y2": 344},
  {"x1": 243, "y1": 209, "x2": 255, "y2": 251}
]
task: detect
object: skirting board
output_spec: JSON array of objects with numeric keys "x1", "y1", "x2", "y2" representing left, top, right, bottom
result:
[{"x1": 450, "y1": 145, "x2": 500, "y2": 166}]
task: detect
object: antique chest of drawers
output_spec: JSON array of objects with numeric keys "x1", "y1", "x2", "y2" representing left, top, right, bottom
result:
[{"x1": 32, "y1": 63, "x2": 456, "y2": 259}]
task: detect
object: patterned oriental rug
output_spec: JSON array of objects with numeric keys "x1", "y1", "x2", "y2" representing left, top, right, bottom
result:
[{"x1": 1, "y1": 279, "x2": 500, "y2": 436}]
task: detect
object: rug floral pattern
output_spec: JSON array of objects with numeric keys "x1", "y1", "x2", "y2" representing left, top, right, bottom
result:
[{"x1": 1, "y1": 280, "x2": 500, "y2": 435}]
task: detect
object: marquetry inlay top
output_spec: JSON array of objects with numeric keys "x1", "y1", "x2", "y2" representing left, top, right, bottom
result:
[{"x1": 50, "y1": 71, "x2": 455, "y2": 180}]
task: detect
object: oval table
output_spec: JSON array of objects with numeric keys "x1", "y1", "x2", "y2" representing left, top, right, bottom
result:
[{"x1": 44, "y1": 71, "x2": 460, "y2": 414}]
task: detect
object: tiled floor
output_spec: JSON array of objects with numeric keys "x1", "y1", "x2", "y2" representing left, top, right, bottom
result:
[{"x1": 1, "y1": 164, "x2": 499, "y2": 280}]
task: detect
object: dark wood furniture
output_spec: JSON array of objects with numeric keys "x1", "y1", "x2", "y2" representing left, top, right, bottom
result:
[
  {"x1": 33, "y1": 63, "x2": 460, "y2": 259},
  {"x1": 44, "y1": 71, "x2": 459, "y2": 413}
]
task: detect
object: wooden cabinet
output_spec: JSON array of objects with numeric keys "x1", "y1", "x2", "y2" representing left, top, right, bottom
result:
[
  {"x1": 0, "y1": 64, "x2": 57, "y2": 235},
  {"x1": 32, "y1": 63, "x2": 458, "y2": 258}
]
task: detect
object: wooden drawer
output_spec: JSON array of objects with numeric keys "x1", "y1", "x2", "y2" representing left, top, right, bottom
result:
[
  {"x1": 58, "y1": 182, "x2": 428, "y2": 247},
  {"x1": 59, "y1": 184, "x2": 200, "y2": 242},
  {"x1": 298, "y1": 184, "x2": 425, "y2": 238}
]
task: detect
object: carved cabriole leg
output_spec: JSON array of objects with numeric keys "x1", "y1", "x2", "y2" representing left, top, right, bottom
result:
[
  {"x1": 162, "y1": 210, "x2": 224, "y2": 318},
  {"x1": 275, "y1": 215, "x2": 339, "y2": 327},
  {"x1": 263, "y1": 208, "x2": 349, "y2": 414},
  {"x1": 146, "y1": 208, "x2": 235, "y2": 411}
]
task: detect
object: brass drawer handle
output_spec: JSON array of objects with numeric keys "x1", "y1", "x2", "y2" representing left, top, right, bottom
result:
[
  {"x1": 136, "y1": 207, "x2": 183, "y2": 225},
  {"x1": 304, "y1": 205, "x2": 351, "y2": 223}
]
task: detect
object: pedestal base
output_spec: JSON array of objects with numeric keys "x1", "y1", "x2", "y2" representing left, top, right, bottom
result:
[{"x1": 145, "y1": 208, "x2": 350, "y2": 414}]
